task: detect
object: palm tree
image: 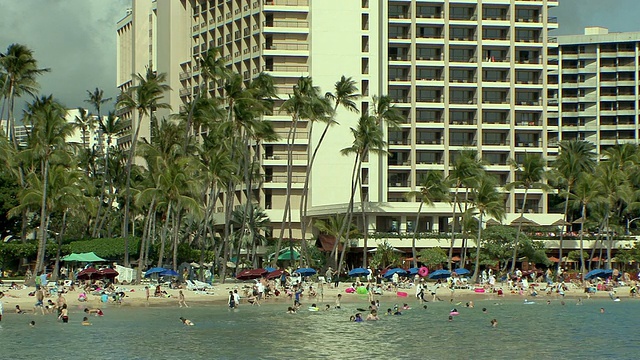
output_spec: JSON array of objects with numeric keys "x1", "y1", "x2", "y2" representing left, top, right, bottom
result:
[
  {"x1": 298, "y1": 76, "x2": 354, "y2": 264},
  {"x1": 552, "y1": 140, "x2": 596, "y2": 271},
  {"x1": 72, "y1": 107, "x2": 95, "y2": 150},
  {"x1": 20, "y1": 96, "x2": 74, "y2": 273},
  {"x1": 273, "y1": 76, "x2": 329, "y2": 267},
  {"x1": 447, "y1": 150, "x2": 485, "y2": 269},
  {"x1": 230, "y1": 204, "x2": 271, "y2": 266},
  {"x1": 117, "y1": 67, "x2": 171, "y2": 266},
  {"x1": 0, "y1": 44, "x2": 50, "y2": 148},
  {"x1": 335, "y1": 113, "x2": 387, "y2": 274},
  {"x1": 506, "y1": 153, "x2": 549, "y2": 272},
  {"x1": 568, "y1": 174, "x2": 603, "y2": 275},
  {"x1": 406, "y1": 171, "x2": 449, "y2": 268},
  {"x1": 470, "y1": 175, "x2": 505, "y2": 283},
  {"x1": 92, "y1": 112, "x2": 125, "y2": 237}
]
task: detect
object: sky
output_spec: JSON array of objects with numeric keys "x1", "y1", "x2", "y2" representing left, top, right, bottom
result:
[{"x1": 1, "y1": 0, "x2": 640, "y2": 113}]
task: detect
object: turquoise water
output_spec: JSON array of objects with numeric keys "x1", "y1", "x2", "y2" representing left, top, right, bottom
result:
[{"x1": 1, "y1": 298, "x2": 639, "y2": 359}]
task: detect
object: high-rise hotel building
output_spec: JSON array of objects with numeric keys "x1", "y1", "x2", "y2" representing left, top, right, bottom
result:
[
  {"x1": 117, "y1": 0, "x2": 562, "y2": 247},
  {"x1": 552, "y1": 27, "x2": 640, "y2": 152}
]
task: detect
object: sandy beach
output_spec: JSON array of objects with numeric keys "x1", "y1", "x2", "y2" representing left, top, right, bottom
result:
[{"x1": 1, "y1": 279, "x2": 636, "y2": 313}]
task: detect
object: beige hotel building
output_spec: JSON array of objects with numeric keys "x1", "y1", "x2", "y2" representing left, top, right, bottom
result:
[{"x1": 117, "y1": 0, "x2": 581, "y2": 253}]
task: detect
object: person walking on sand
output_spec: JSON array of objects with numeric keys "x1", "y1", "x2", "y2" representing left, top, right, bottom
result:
[
  {"x1": 145, "y1": 286, "x2": 150, "y2": 303},
  {"x1": 178, "y1": 290, "x2": 189, "y2": 308},
  {"x1": 34, "y1": 287, "x2": 45, "y2": 315}
]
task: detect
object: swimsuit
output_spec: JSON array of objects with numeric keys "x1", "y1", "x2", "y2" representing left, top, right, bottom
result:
[{"x1": 62, "y1": 316, "x2": 69, "y2": 323}]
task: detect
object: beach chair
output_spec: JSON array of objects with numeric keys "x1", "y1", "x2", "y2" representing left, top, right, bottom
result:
[
  {"x1": 185, "y1": 280, "x2": 200, "y2": 291},
  {"x1": 194, "y1": 280, "x2": 214, "y2": 290}
]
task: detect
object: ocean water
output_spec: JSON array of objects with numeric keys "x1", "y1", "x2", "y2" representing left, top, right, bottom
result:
[{"x1": 1, "y1": 297, "x2": 638, "y2": 360}]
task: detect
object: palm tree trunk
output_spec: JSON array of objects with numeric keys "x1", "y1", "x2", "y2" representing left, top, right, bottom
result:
[
  {"x1": 157, "y1": 201, "x2": 172, "y2": 268},
  {"x1": 329, "y1": 153, "x2": 360, "y2": 266},
  {"x1": 272, "y1": 117, "x2": 297, "y2": 267},
  {"x1": 606, "y1": 216, "x2": 613, "y2": 270},
  {"x1": 337, "y1": 152, "x2": 364, "y2": 275},
  {"x1": 510, "y1": 188, "x2": 529, "y2": 272},
  {"x1": 52, "y1": 210, "x2": 68, "y2": 282},
  {"x1": 137, "y1": 198, "x2": 155, "y2": 281},
  {"x1": 588, "y1": 220, "x2": 606, "y2": 271},
  {"x1": 360, "y1": 179, "x2": 369, "y2": 268},
  {"x1": 122, "y1": 112, "x2": 145, "y2": 266},
  {"x1": 92, "y1": 140, "x2": 110, "y2": 238},
  {"x1": 172, "y1": 210, "x2": 181, "y2": 271},
  {"x1": 411, "y1": 201, "x2": 424, "y2": 268},
  {"x1": 579, "y1": 203, "x2": 586, "y2": 276},
  {"x1": 35, "y1": 158, "x2": 50, "y2": 274},
  {"x1": 557, "y1": 185, "x2": 571, "y2": 272},
  {"x1": 471, "y1": 213, "x2": 484, "y2": 283},
  {"x1": 447, "y1": 187, "x2": 460, "y2": 270}
]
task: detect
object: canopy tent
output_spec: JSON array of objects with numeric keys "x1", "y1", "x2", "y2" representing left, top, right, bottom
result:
[
  {"x1": 268, "y1": 248, "x2": 300, "y2": 261},
  {"x1": 62, "y1": 252, "x2": 107, "y2": 262}
]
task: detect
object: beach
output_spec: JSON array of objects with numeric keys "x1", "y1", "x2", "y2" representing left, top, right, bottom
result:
[{"x1": 1, "y1": 279, "x2": 635, "y2": 311}]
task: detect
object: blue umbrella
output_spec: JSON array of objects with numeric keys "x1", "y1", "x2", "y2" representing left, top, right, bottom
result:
[
  {"x1": 584, "y1": 269, "x2": 606, "y2": 280},
  {"x1": 348, "y1": 267, "x2": 370, "y2": 277},
  {"x1": 453, "y1": 268, "x2": 470, "y2": 276},
  {"x1": 408, "y1": 267, "x2": 420, "y2": 276},
  {"x1": 160, "y1": 269, "x2": 179, "y2": 277},
  {"x1": 294, "y1": 268, "x2": 317, "y2": 277},
  {"x1": 265, "y1": 267, "x2": 276, "y2": 273},
  {"x1": 383, "y1": 268, "x2": 407, "y2": 279},
  {"x1": 428, "y1": 269, "x2": 451, "y2": 280},
  {"x1": 144, "y1": 267, "x2": 166, "y2": 278}
]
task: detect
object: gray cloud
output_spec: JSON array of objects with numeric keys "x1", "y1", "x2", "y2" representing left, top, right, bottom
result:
[
  {"x1": 2, "y1": 0, "x2": 640, "y2": 114},
  {"x1": 552, "y1": 0, "x2": 640, "y2": 35},
  {"x1": 0, "y1": 0, "x2": 130, "y2": 113}
]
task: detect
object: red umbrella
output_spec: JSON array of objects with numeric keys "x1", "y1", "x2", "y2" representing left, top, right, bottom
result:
[
  {"x1": 236, "y1": 268, "x2": 268, "y2": 281},
  {"x1": 77, "y1": 267, "x2": 98, "y2": 280},
  {"x1": 266, "y1": 269, "x2": 288, "y2": 280},
  {"x1": 97, "y1": 268, "x2": 119, "y2": 279}
]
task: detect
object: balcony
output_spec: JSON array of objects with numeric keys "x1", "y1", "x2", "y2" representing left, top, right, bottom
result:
[
  {"x1": 263, "y1": 20, "x2": 309, "y2": 29},
  {"x1": 264, "y1": 43, "x2": 309, "y2": 51},
  {"x1": 264, "y1": 0, "x2": 309, "y2": 6}
]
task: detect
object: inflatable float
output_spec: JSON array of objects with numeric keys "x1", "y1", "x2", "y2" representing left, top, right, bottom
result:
[
  {"x1": 449, "y1": 311, "x2": 459, "y2": 316},
  {"x1": 474, "y1": 288, "x2": 485, "y2": 293},
  {"x1": 397, "y1": 292, "x2": 408, "y2": 297},
  {"x1": 419, "y1": 267, "x2": 429, "y2": 277}
]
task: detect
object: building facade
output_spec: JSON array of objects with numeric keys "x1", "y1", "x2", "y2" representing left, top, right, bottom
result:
[
  {"x1": 118, "y1": 0, "x2": 571, "y2": 252},
  {"x1": 552, "y1": 27, "x2": 640, "y2": 152}
]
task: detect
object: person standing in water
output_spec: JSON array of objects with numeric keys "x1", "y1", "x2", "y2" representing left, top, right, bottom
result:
[
  {"x1": 58, "y1": 304, "x2": 69, "y2": 323},
  {"x1": 178, "y1": 290, "x2": 188, "y2": 308},
  {"x1": 228, "y1": 291, "x2": 236, "y2": 310}
]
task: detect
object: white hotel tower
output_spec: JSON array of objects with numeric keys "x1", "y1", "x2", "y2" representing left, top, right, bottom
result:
[{"x1": 117, "y1": 0, "x2": 562, "y2": 252}]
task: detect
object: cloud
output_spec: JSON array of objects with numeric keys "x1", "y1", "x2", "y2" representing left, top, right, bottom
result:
[{"x1": 0, "y1": 0, "x2": 129, "y2": 112}]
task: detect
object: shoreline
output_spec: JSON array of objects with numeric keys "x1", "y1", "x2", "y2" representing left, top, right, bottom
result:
[{"x1": 2, "y1": 281, "x2": 637, "y2": 314}]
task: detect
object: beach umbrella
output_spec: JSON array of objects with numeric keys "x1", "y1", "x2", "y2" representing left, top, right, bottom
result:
[
  {"x1": 408, "y1": 267, "x2": 420, "y2": 276},
  {"x1": 160, "y1": 269, "x2": 179, "y2": 277},
  {"x1": 584, "y1": 269, "x2": 606, "y2": 280},
  {"x1": 77, "y1": 267, "x2": 99, "y2": 280},
  {"x1": 265, "y1": 267, "x2": 276, "y2": 273},
  {"x1": 548, "y1": 256, "x2": 560, "y2": 263},
  {"x1": 266, "y1": 270, "x2": 287, "y2": 280},
  {"x1": 428, "y1": 269, "x2": 451, "y2": 280},
  {"x1": 550, "y1": 219, "x2": 571, "y2": 227},
  {"x1": 144, "y1": 267, "x2": 166, "y2": 278},
  {"x1": 383, "y1": 268, "x2": 407, "y2": 279},
  {"x1": 453, "y1": 268, "x2": 470, "y2": 276},
  {"x1": 348, "y1": 267, "x2": 370, "y2": 277},
  {"x1": 97, "y1": 268, "x2": 119, "y2": 279},
  {"x1": 294, "y1": 268, "x2": 317, "y2": 277},
  {"x1": 236, "y1": 268, "x2": 268, "y2": 281}
]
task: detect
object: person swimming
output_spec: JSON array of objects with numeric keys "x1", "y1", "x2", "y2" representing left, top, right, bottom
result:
[
  {"x1": 325, "y1": 304, "x2": 331, "y2": 311},
  {"x1": 180, "y1": 317, "x2": 194, "y2": 326},
  {"x1": 84, "y1": 308, "x2": 104, "y2": 316},
  {"x1": 402, "y1": 303, "x2": 411, "y2": 310},
  {"x1": 482, "y1": 308, "x2": 487, "y2": 313},
  {"x1": 354, "y1": 313, "x2": 364, "y2": 322},
  {"x1": 29, "y1": 321, "x2": 35, "y2": 328},
  {"x1": 448, "y1": 315, "x2": 453, "y2": 322},
  {"x1": 308, "y1": 303, "x2": 319, "y2": 311},
  {"x1": 366, "y1": 310, "x2": 379, "y2": 321},
  {"x1": 491, "y1": 319, "x2": 498, "y2": 327},
  {"x1": 15, "y1": 305, "x2": 25, "y2": 314},
  {"x1": 287, "y1": 307, "x2": 297, "y2": 314},
  {"x1": 82, "y1": 317, "x2": 92, "y2": 326}
]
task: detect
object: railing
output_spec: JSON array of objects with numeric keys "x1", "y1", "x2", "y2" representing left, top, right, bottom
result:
[
  {"x1": 264, "y1": 0, "x2": 309, "y2": 5},
  {"x1": 264, "y1": 153, "x2": 308, "y2": 160},
  {"x1": 483, "y1": 139, "x2": 510, "y2": 146},
  {"x1": 265, "y1": 65, "x2": 309, "y2": 72},
  {"x1": 263, "y1": 20, "x2": 309, "y2": 28},
  {"x1": 265, "y1": 175, "x2": 306, "y2": 183},
  {"x1": 264, "y1": 43, "x2": 309, "y2": 51}
]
